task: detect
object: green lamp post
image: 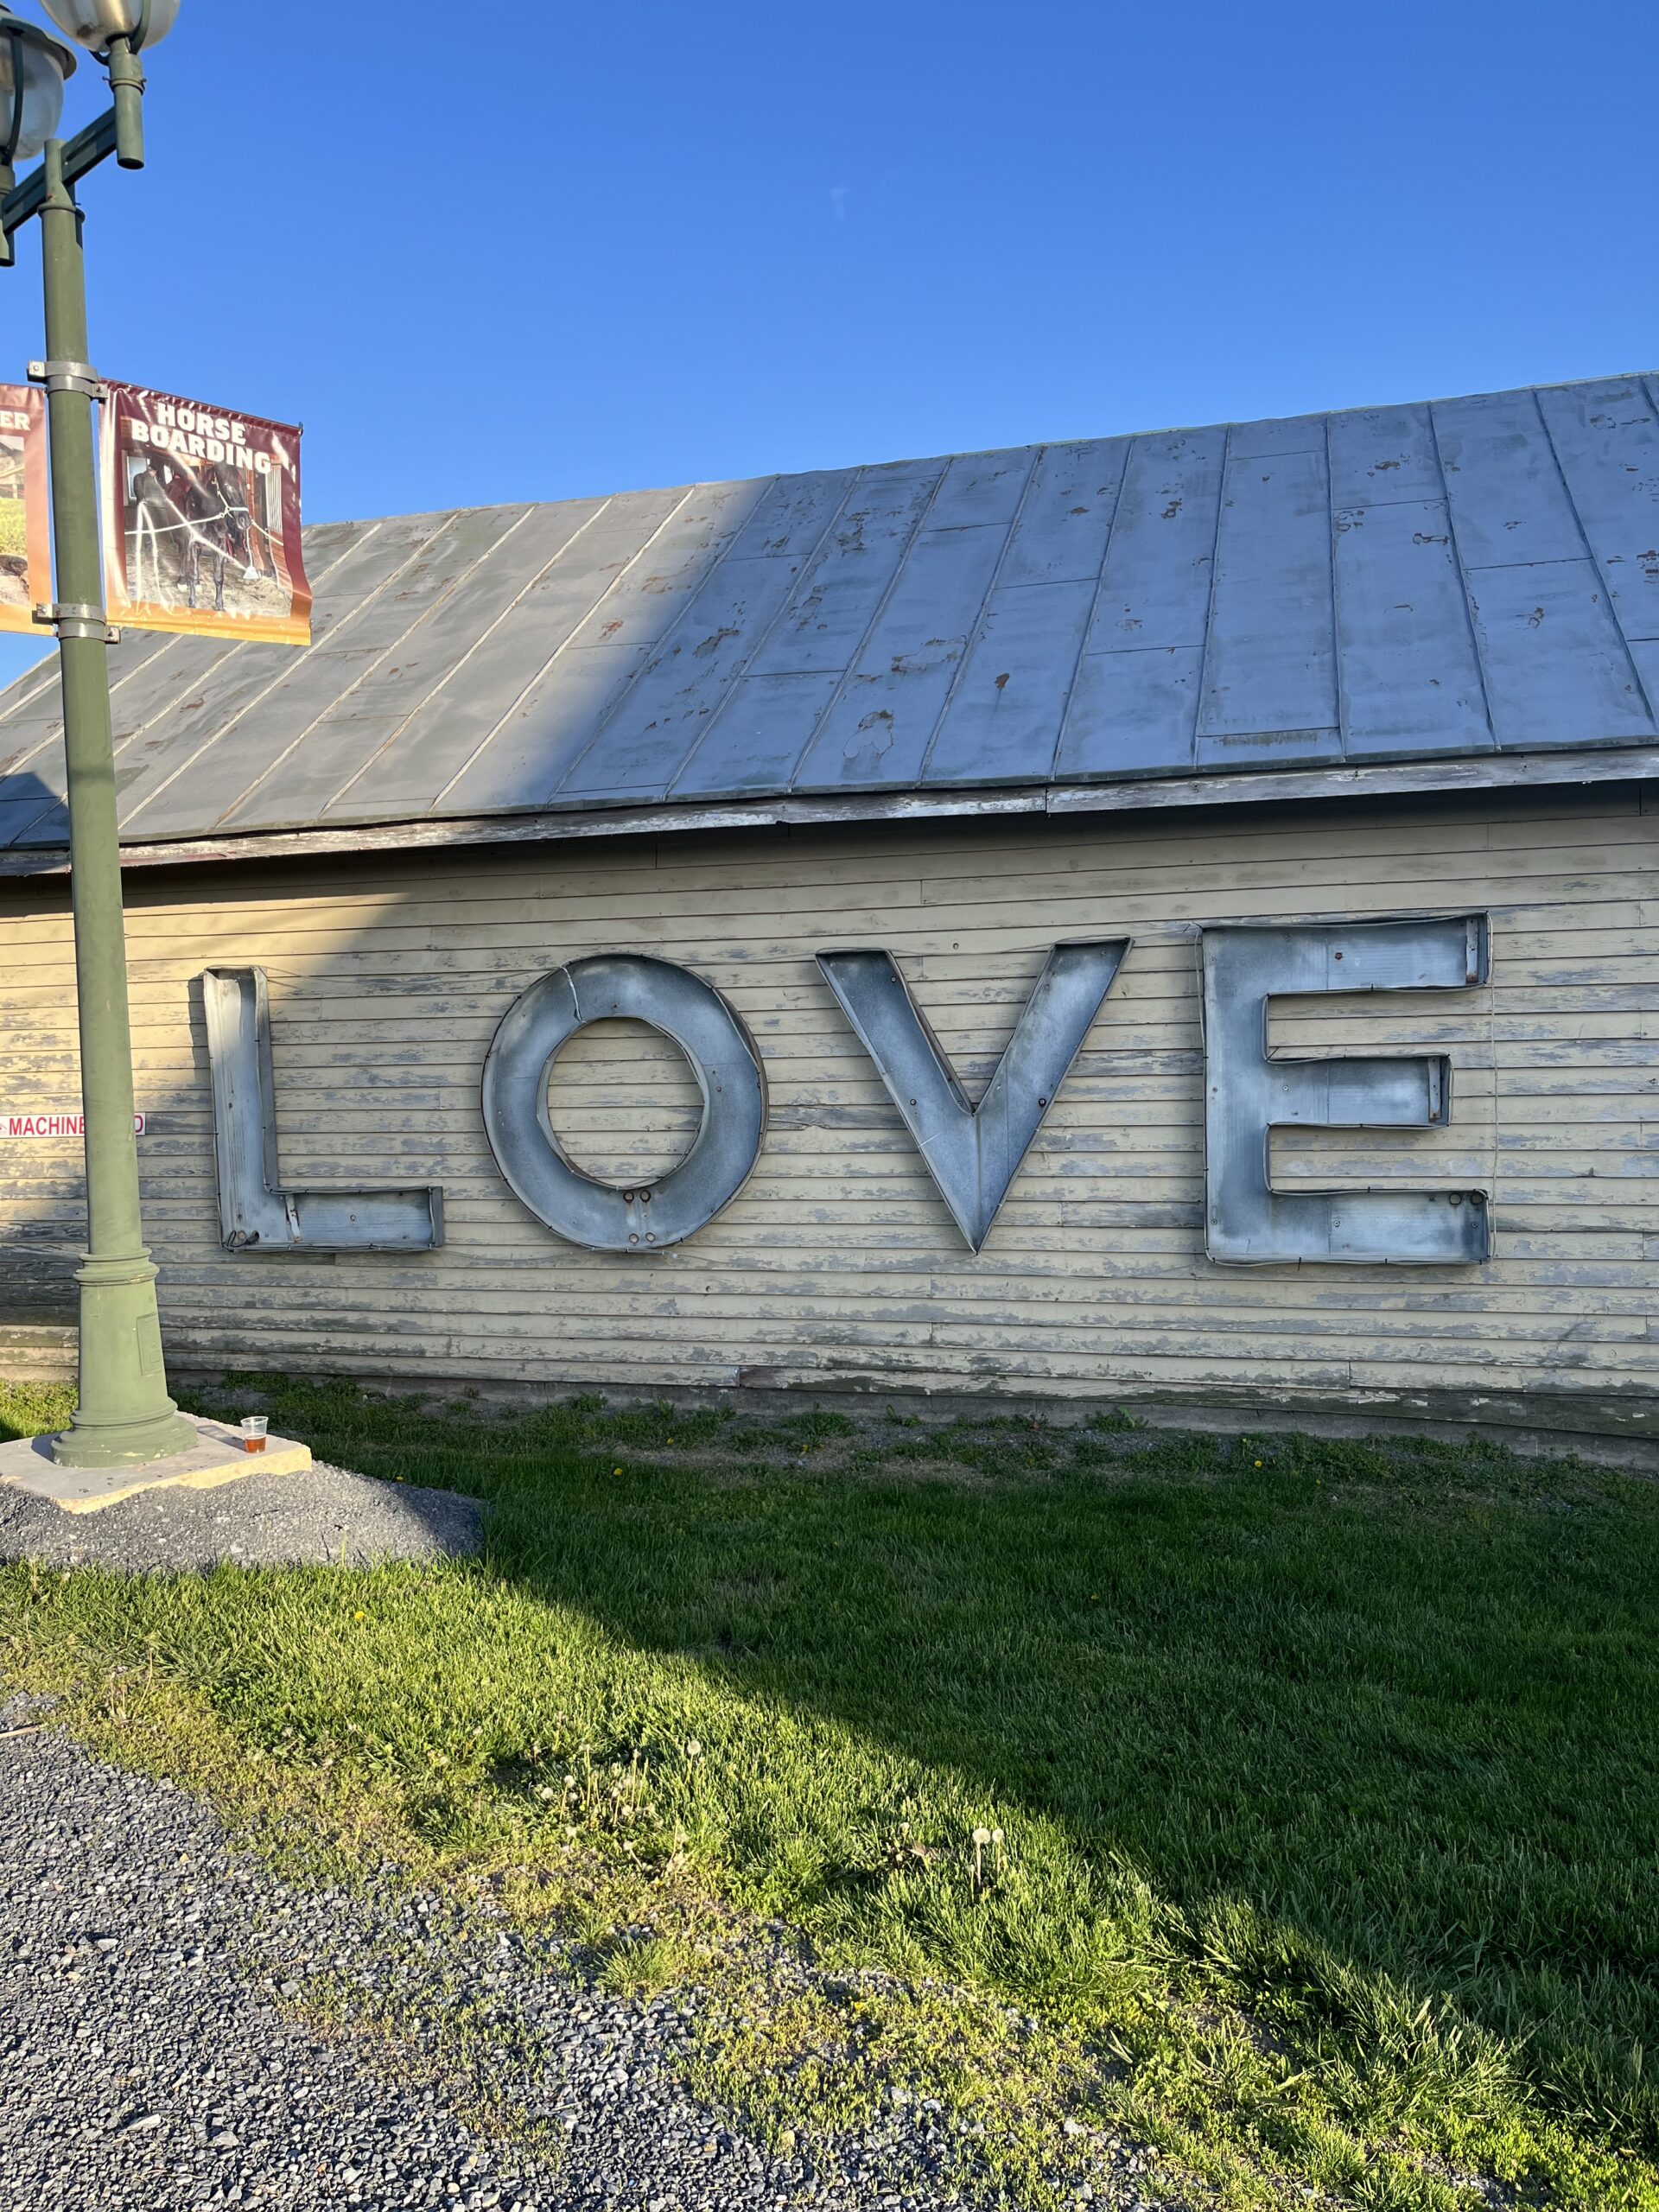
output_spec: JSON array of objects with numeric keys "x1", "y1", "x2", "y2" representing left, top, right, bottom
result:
[{"x1": 1, "y1": 0, "x2": 196, "y2": 1468}]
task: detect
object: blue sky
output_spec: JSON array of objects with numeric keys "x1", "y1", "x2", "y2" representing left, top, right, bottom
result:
[{"x1": 1, "y1": 0, "x2": 1653, "y2": 689}]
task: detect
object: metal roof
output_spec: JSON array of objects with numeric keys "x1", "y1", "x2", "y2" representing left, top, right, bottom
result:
[{"x1": 0, "y1": 372, "x2": 1656, "y2": 867}]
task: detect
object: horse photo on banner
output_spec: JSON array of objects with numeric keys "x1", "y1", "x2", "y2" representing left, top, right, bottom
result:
[
  {"x1": 99, "y1": 384, "x2": 312, "y2": 645},
  {"x1": 0, "y1": 386, "x2": 51, "y2": 636}
]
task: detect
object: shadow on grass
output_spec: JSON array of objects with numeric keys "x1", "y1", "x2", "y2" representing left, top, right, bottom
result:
[{"x1": 22, "y1": 1371, "x2": 1659, "y2": 2173}]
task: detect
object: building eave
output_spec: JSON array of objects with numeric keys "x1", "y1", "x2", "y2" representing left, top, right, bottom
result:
[{"x1": 0, "y1": 743, "x2": 1649, "y2": 879}]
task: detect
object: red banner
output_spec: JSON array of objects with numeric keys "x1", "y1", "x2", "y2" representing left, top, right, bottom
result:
[
  {"x1": 100, "y1": 384, "x2": 311, "y2": 645},
  {"x1": 0, "y1": 385, "x2": 50, "y2": 638}
]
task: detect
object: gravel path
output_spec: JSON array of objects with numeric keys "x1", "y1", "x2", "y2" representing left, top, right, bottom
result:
[
  {"x1": 0, "y1": 1463, "x2": 486, "y2": 1572},
  {"x1": 0, "y1": 1700, "x2": 866, "y2": 2210},
  {"x1": 0, "y1": 1700, "x2": 1171, "y2": 2211}
]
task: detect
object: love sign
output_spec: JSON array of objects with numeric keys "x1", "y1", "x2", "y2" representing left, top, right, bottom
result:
[{"x1": 201, "y1": 912, "x2": 1491, "y2": 1269}]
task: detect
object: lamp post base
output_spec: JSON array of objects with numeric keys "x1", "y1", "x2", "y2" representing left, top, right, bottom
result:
[
  {"x1": 49, "y1": 1246, "x2": 199, "y2": 1469},
  {"x1": 17, "y1": 1415, "x2": 312, "y2": 1508},
  {"x1": 50, "y1": 1405, "x2": 200, "y2": 1470}
]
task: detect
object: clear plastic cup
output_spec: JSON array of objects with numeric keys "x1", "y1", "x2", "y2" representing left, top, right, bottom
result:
[{"x1": 240, "y1": 1414, "x2": 269, "y2": 1453}]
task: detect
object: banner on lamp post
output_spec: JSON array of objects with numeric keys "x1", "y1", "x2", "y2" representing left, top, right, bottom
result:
[
  {"x1": 0, "y1": 386, "x2": 51, "y2": 637},
  {"x1": 99, "y1": 384, "x2": 312, "y2": 645}
]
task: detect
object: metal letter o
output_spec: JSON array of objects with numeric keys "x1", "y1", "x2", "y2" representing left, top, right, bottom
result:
[{"x1": 481, "y1": 954, "x2": 767, "y2": 1252}]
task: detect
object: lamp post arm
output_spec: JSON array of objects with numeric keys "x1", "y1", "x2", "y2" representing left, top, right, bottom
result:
[{"x1": 1, "y1": 107, "x2": 118, "y2": 242}]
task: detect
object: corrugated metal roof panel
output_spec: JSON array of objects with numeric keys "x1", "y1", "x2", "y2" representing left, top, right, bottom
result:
[{"x1": 0, "y1": 373, "x2": 1654, "y2": 854}]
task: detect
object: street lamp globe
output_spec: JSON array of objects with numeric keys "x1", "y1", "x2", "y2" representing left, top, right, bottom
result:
[
  {"x1": 0, "y1": 12, "x2": 73, "y2": 164},
  {"x1": 36, "y1": 0, "x2": 178, "y2": 50}
]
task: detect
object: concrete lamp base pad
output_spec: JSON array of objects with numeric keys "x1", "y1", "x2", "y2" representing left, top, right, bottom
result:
[{"x1": 0, "y1": 1418, "x2": 312, "y2": 1516}]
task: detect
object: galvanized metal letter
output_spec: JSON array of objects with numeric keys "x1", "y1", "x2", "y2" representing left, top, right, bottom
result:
[
  {"x1": 202, "y1": 968, "x2": 444, "y2": 1253},
  {"x1": 481, "y1": 954, "x2": 767, "y2": 1252},
  {"x1": 817, "y1": 941, "x2": 1129, "y2": 1251},
  {"x1": 1201, "y1": 917, "x2": 1490, "y2": 1265}
]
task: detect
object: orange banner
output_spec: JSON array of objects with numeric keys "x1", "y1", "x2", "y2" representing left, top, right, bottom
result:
[
  {"x1": 0, "y1": 385, "x2": 51, "y2": 638},
  {"x1": 100, "y1": 383, "x2": 311, "y2": 645}
]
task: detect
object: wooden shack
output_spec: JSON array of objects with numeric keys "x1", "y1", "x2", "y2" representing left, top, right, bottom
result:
[{"x1": 0, "y1": 375, "x2": 1655, "y2": 1442}]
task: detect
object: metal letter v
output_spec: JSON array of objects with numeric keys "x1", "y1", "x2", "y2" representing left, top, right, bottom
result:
[{"x1": 817, "y1": 940, "x2": 1130, "y2": 1252}]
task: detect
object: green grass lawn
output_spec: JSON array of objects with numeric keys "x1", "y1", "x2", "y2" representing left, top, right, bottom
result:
[{"x1": 2, "y1": 1376, "x2": 1656, "y2": 2210}]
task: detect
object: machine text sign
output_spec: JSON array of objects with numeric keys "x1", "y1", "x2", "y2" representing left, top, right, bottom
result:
[{"x1": 4, "y1": 1111, "x2": 145, "y2": 1138}]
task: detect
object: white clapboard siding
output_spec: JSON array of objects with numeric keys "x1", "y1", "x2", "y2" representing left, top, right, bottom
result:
[{"x1": 0, "y1": 785, "x2": 1654, "y2": 1417}]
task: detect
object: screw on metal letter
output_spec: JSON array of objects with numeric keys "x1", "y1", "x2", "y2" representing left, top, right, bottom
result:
[
  {"x1": 202, "y1": 969, "x2": 443, "y2": 1253},
  {"x1": 817, "y1": 941, "x2": 1130, "y2": 1251},
  {"x1": 1200, "y1": 917, "x2": 1490, "y2": 1265},
  {"x1": 481, "y1": 954, "x2": 767, "y2": 1253}
]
